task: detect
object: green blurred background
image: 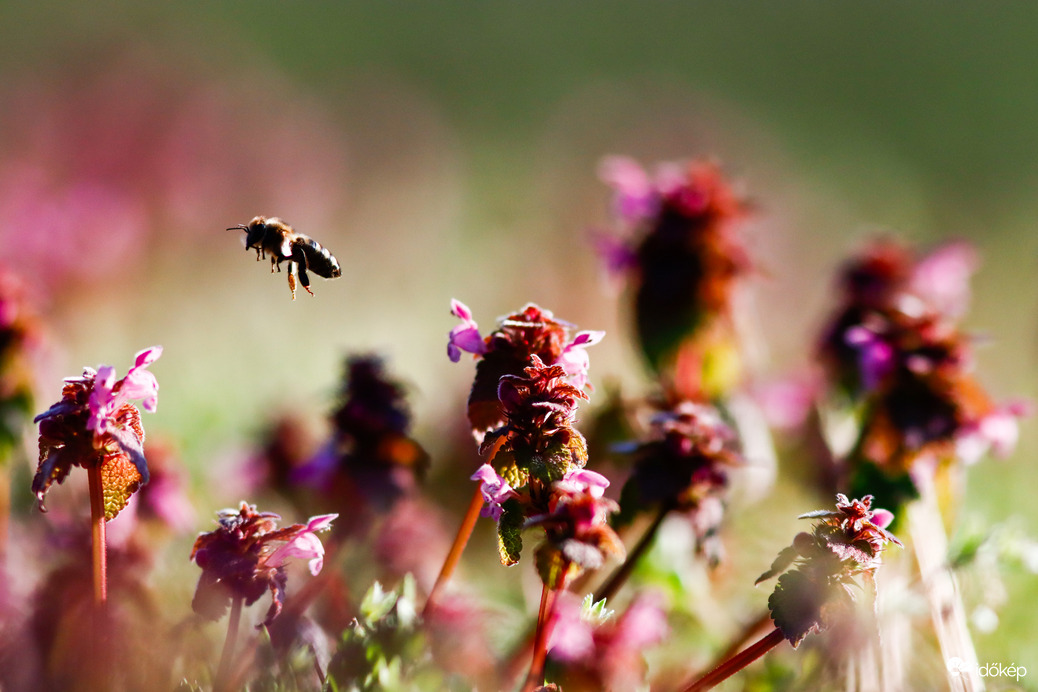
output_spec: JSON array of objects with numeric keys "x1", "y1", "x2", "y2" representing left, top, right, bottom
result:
[{"x1": 1, "y1": 0, "x2": 1035, "y2": 675}]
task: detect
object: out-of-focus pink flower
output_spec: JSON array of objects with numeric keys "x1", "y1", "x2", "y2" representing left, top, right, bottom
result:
[
  {"x1": 752, "y1": 374, "x2": 820, "y2": 431},
  {"x1": 265, "y1": 513, "x2": 337, "y2": 575},
  {"x1": 956, "y1": 399, "x2": 1032, "y2": 465},
  {"x1": 470, "y1": 463, "x2": 517, "y2": 521},
  {"x1": 557, "y1": 331, "x2": 606, "y2": 390},
  {"x1": 598, "y1": 156, "x2": 658, "y2": 223},
  {"x1": 548, "y1": 592, "x2": 669, "y2": 690},
  {"x1": 547, "y1": 593, "x2": 597, "y2": 662},
  {"x1": 447, "y1": 299, "x2": 488, "y2": 362},
  {"x1": 910, "y1": 241, "x2": 978, "y2": 319}
]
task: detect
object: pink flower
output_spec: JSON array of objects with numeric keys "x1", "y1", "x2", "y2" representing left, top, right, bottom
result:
[
  {"x1": 557, "y1": 330, "x2": 606, "y2": 390},
  {"x1": 86, "y1": 346, "x2": 162, "y2": 438},
  {"x1": 598, "y1": 156, "x2": 658, "y2": 223},
  {"x1": 910, "y1": 241, "x2": 978, "y2": 319},
  {"x1": 956, "y1": 400, "x2": 1031, "y2": 465},
  {"x1": 554, "y1": 468, "x2": 610, "y2": 499},
  {"x1": 265, "y1": 513, "x2": 338, "y2": 575},
  {"x1": 447, "y1": 299, "x2": 488, "y2": 362},
  {"x1": 470, "y1": 463, "x2": 518, "y2": 521}
]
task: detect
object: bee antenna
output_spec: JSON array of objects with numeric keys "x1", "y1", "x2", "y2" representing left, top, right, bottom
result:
[{"x1": 227, "y1": 225, "x2": 248, "y2": 232}]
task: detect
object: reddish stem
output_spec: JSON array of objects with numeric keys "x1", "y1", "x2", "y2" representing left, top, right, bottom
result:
[
  {"x1": 522, "y1": 583, "x2": 557, "y2": 692},
  {"x1": 424, "y1": 436, "x2": 508, "y2": 615},
  {"x1": 594, "y1": 503, "x2": 670, "y2": 602},
  {"x1": 681, "y1": 627, "x2": 785, "y2": 692},
  {"x1": 87, "y1": 464, "x2": 107, "y2": 605},
  {"x1": 424, "y1": 484, "x2": 485, "y2": 615}
]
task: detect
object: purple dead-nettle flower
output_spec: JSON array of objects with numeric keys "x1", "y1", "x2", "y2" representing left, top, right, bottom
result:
[
  {"x1": 33, "y1": 346, "x2": 162, "y2": 519},
  {"x1": 470, "y1": 463, "x2": 518, "y2": 522},
  {"x1": 553, "y1": 468, "x2": 610, "y2": 499},
  {"x1": 190, "y1": 502, "x2": 337, "y2": 625},
  {"x1": 557, "y1": 330, "x2": 606, "y2": 391},
  {"x1": 448, "y1": 300, "x2": 604, "y2": 437},
  {"x1": 447, "y1": 299, "x2": 489, "y2": 362},
  {"x1": 756, "y1": 494, "x2": 903, "y2": 647},
  {"x1": 87, "y1": 347, "x2": 162, "y2": 435}
]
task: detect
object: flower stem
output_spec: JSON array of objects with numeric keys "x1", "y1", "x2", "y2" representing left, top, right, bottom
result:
[
  {"x1": 680, "y1": 626, "x2": 785, "y2": 692},
  {"x1": 424, "y1": 484, "x2": 484, "y2": 614},
  {"x1": 87, "y1": 463, "x2": 107, "y2": 605},
  {"x1": 908, "y1": 471, "x2": 984, "y2": 692},
  {"x1": 594, "y1": 503, "x2": 670, "y2": 602},
  {"x1": 424, "y1": 436, "x2": 508, "y2": 615},
  {"x1": 215, "y1": 596, "x2": 244, "y2": 692},
  {"x1": 522, "y1": 583, "x2": 557, "y2": 692}
]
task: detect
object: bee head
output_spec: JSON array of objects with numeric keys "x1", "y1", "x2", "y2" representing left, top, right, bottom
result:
[{"x1": 227, "y1": 216, "x2": 269, "y2": 250}]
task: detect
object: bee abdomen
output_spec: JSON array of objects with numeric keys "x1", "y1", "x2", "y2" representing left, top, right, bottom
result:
[{"x1": 298, "y1": 237, "x2": 342, "y2": 279}]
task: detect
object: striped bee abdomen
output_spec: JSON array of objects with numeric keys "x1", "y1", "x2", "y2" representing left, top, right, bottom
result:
[{"x1": 298, "y1": 237, "x2": 342, "y2": 279}]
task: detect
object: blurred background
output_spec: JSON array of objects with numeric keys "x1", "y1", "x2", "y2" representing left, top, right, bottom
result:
[{"x1": 1, "y1": 0, "x2": 1036, "y2": 678}]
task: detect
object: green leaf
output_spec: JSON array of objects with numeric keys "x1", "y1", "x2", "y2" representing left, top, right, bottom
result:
[
  {"x1": 497, "y1": 499, "x2": 525, "y2": 566},
  {"x1": 360, "y1": 581, "x2": 397, "y2": 624}
]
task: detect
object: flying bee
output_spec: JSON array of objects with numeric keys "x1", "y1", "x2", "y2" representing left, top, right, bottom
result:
[{"x1": 227, "y1": 216, "x2": 342, "y2": 299}]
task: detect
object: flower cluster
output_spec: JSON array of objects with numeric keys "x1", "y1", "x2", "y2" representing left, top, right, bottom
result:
[
  {"x1": 190, "y1": 502, "x2": 336, "y2": 626},
  {"x1": 616, "y1": 401, "x2": 741, "y2": 564},
  {"x1": 294, "y1": 354, "x2": 429, "y2": 520},
  {"x1": 463, "y1": 355, "x2": 622, "y2": 591},
  {"x1": 448, "y1": 300, "x2": 603, "y2": 437},
  {"x1": 596, "y1": 157, "x2": 750, "y2": 385},
  {"x1": 755, "y1": 494, "x2": 902, "y2": 647},
  {"x1": 33, "y1": 347, "x2": 162, "y2": 518},
  {"x1": 817, "y1": 239, "x2": 1027, "y2": 504}
]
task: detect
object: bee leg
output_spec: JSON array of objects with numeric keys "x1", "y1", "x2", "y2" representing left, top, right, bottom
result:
[
  {"x1": 287, "y1": 268, "x2": 297, "y2": 300},
  {"x1": 290, "y1": 244, "x2": 315, "y2": 296},
  {"x1": 271, "y1": 257, "x2": 281, "y2": 274}
]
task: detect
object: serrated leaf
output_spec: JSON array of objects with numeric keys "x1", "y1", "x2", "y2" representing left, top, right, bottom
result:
[
  {"x1": 497, "y1": 499, "x2": 525, "y2": 566},
  {"x1": 768, "y1": 570, "x2": 826, "y2": 648},
  {"x1": 755, "y1": 545, "x2": 798, "y2": 585},
  {"x1": 100, "y1": 451, "x2": 143, "y2": 520},
  {"x1": 535, "y1": 542, "x2": 572, "y2": 590}
]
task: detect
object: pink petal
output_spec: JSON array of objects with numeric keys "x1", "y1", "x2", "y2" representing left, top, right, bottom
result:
[
  {"x1": 133, "y1": 345, "x2": 163, "y2": 369},
  {"x1": 870, "y1": 508, "x2": 895, "y2": 529}
]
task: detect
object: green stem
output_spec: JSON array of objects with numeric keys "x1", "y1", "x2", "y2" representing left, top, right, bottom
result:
[
  {"x1": 681, "y1": 626, "x2": 785, "y2": 692},
  {"x1": 216, "y1": 596, "x2": 244, "y2": 692}
]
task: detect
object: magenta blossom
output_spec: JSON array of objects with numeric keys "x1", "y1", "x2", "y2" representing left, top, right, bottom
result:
[
  {"x1": 447, "y1": 299, "x2": 488, "y2": 362},
  {"x1": 557, "y1": 330, "x2": 606, "y2": 390},
  {"x1": 265, "y1": 513, "x2": 338, "y2": 575},
  {"x1": 470, "y1": 463, "x2": 518, "y2": 521},
  {"x1": 553, "y1": 468, "x2": 610, "y2": 499},
  {"x1": 87, "y1": 346, "x2": 162, "y2": 438}
]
